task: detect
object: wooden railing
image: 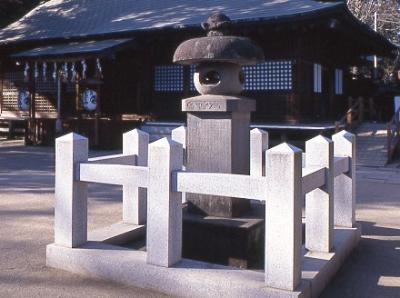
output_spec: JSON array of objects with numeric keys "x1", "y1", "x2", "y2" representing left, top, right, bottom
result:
[
  {"x1": 387, "y1": 107, "x2": 400, "y2": 161},
  {"x1": 335, "y1": 97, "x2": 364, "y2": 132}
]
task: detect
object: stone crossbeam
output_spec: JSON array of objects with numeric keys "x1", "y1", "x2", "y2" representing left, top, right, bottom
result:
[
  {"x1": 78, "y1": 163, "x2": 148, "y2": 186},
  {"x1": 302, "y1": 166, "x2": 326, "y2": 196},
  {"x1": 87, "y1": 154, "x2": 136, "y2": 165},
  {"x1": 175, "y1": 156, "x2": 351, "y2": 201},
  {"x1": 174, "y1": 172, "x2": 266, "y2": 201},
  {"x1": 333, "y1": 156, "x2": 349, "y2": 177}
]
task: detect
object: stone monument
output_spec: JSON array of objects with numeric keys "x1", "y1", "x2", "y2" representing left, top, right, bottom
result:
[
  {"x1": 173, "y1": 13, "x2": 265, "y2": 267},
  {"x1": 173, "y1": 12, "x2": 264, "y2": 218}
]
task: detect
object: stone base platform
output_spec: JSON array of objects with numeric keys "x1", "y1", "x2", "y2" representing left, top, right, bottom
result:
[{"x1": 46, "y1": 226, "x2": 360, "y2": 298}]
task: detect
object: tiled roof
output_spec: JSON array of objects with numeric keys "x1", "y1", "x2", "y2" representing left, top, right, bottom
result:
[{"x1": 0, "y1": 0, "x2": 342, "y2": 44}]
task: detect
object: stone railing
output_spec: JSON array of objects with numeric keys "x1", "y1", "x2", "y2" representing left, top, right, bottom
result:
[{"x1": 54, "y1": 127, "x2": 356, "y2": 292}]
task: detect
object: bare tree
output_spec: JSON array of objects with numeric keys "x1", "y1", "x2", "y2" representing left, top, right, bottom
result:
[
  {"x1": 347, "y1": 0, "x2": 400, "y2": 81},
  {"x1": 347, "y1": 0, "x2": 400, "y2": 45}
]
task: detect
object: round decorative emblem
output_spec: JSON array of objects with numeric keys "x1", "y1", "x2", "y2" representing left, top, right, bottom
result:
[
  {"x1": 82, "y1": 89, "x2": 97, "y2": 111},
  {"x1": 18, "y1": 90, "x2": 30, "y2": 111}
]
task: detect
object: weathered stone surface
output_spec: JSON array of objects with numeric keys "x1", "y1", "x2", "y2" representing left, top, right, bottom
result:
[
  {"x1": 250, "y1": 128, "x2": 269, "y2": 176},
  {"x1": 147, "y1": 138, "x2": 183, "y2": 267},
  {"x1": 173, "y1": 13, "x2": 264, "y2": 66},
  {"x1": 305, "y1": 135, "x2": 334, "y2": 253},
  {"x1": 182, "y1": 95, "x2": 255, "y2": 112},
  {"x1": 171, "y1": 126, "x2": 187, "y2": 203},
  {"x1": 333, "y1": 130, "x2": 356, "y2": 227},
  {"x1": 46, "y1": 242, "x2": 309, "y2": 298},
  {"x1": 265, "y1": 143, "x2": 303, "y2": 291},
  {"x1": 54, "y1": 133, "x2": 88, "y2": 248},
  {"x1": 185, "y1": 107, "x2": 252, "y2": 217},
  {"x1": 46, "y1": 226, "x2": 361, "y2": 298},
  {"x1": 122, "y1": 129, "x2": 149, "y2": 225}
]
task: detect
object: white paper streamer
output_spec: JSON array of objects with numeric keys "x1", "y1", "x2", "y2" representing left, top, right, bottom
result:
[
  {"x1": 42, "y1": 62, "x2": 47, "y2": 82},
  {"x1": 81, "y1": 60, "x2": 87, "y2": 80},
  {"x1": 96, "y1": 58, "x2": 103, "y2": 79},
  {"x1": 71, "y1": 62, "x2": 77, "y2": 82},
  {"x1": 24, "y1": 62, "x2": 30, "y2": 82},
  {"x1": 53, "y1": 62, "x2": 57, "y2": 81},
  {"x1": 63, "y1": 62, "x2": 68, "y2": 82},
  {"x1": 34, "y1": 62, "x2": 39, "y2": 80}
]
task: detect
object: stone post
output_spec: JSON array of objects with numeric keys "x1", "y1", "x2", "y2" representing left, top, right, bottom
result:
[
  {"x1": 54, "y1": 133, "x2": 88, "y2": 248},
  {"x1": 265, "y1": 143, "x2": 302, "y2": 291},
  {"x1": 250, "y1": 128, "x2": 269, "y2": 176},
  {"x1": 122, "y1": 129, "x2": 149, "y2": 224},
  {"x1": 305, "y1": 135, "x2": 334, "y2": 252},
  {"x1": 171, "y1": 126, "x2": 186, "y2": 203},
  {"x1": 171, "y1": 126, "x2": 186, "y2": 164},
  {"x1": 333, "y1": 130, "x2": 356, "y2": 227},
  {"x1": 147, "y1": 138, "x2": 183, "y2": 267}
]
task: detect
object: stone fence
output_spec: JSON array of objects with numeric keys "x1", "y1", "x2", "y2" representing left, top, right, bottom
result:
[{"x1": 53, "y1": 127, "x2": 355, "y2": 293}]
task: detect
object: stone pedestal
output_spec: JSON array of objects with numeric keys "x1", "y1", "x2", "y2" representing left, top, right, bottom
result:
[
  {"x1": 182, "y1": 204, "x2": 264, "y2": 269},
  {"x1": 183, "y1": 95, "x2": 255, "y2": 218}
]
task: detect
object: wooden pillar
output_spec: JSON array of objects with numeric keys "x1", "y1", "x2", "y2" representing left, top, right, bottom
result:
[
  {"x1": 75, "y1": 73, "x2": 81, "y2": 113},
  {"x1": 0, "y1": 60, "x2": 3, "y2": 115},
  {"x1": 27, "y1": 61, "x2": 36, "y2": 145},
  {"x1": 94, "y1": 84, "x2": 101, "y2": 148},
  {"x1": 75, "y1": 73, "x2": 81, "y2": 135}
]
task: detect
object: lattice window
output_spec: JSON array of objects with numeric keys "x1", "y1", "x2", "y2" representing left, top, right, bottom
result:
[
  {"x1": 154, "y1": 65, "x2": 184, "y2": 92},
  {"x1": 35, "y1": 76, "x2": 57, "y2": 94},
  {"x1": 2, "y1": 72, "x2": 24, "y2": 111},
  {"x1": 34, "y1": 76, "x2": 57, "y2": 112},
  {"x1": 1, "y1": 72, "x2": 57, "y2": 113},
  {"x1": 243, "y1": 60, "x2": 293, "y2": 91}
]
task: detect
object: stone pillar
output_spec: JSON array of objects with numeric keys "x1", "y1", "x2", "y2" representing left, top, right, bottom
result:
[
  {"x1": 333, "y1": 130, "x2": 356, "y2": 227},
  {"x1": 265, "y1": 143, "x2": 302, "y2": 291},
  {"x1": 183, "y1": 95, "x2": 255, "y2": 217},
  {"x1": 54, "y1": 133, "x2": 88, "y2": 248},
  {"x1": 147, "y1": 138, "x2": 183, "y2": 267},
  {"x1": 171, "y1": 126, "x2": 187, "y2": 203},
  {"x1": 250, "y1": 128, "x2": 269, "y2": 176},
  {"x1": 305, "y1": 135, "x2": 334, "y2": 252},
  {"x1": 122, "y1": 129, "x2": 149, "y2": 224}
]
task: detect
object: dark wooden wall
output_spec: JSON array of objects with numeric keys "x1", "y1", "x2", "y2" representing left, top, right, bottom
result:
[{"x1": 0, "y1": 15, "x2": 383, "y2": 129}]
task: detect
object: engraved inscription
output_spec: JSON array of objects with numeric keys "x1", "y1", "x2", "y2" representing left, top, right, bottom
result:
[{"x1": 185, "y1": 101, "x2": 224, "y2": 111}]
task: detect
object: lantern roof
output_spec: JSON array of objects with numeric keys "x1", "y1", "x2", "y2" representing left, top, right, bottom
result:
[{"x1": 173, "y1": 13, "x2": 264, "y2": 65}]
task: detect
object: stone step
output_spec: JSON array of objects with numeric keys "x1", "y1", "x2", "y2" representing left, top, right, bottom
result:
[{"x1": 355, "y1": 123, "x2": 389, "y2": 167}]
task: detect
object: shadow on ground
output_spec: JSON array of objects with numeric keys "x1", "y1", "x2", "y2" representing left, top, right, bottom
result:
[{"x1": 321, "y1": 221, "x2": 400, "y2": 298}]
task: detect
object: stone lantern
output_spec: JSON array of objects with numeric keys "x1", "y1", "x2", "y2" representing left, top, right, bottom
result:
[{"x1": 173, "y1": 13, "x2": 264, "y2": 218}]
